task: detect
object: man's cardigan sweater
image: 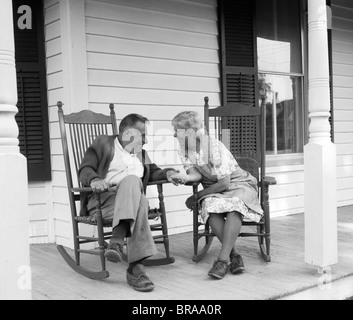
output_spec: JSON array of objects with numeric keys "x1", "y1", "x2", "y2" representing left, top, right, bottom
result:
[{"x1": 78, "y1": 135, "x2": 173, "y2": 216}]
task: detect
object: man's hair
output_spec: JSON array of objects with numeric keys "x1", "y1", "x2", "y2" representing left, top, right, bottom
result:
[{"x1": 119, "y1": 114, "x2": 149, "y2": 134}]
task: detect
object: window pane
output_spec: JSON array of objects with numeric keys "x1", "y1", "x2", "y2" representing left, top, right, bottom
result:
[
  {"x1": 256, "y1": 0, "x2": 302, "y2": 73},
  {"x1": 259, "y1": 74, "x2": 303, "y2": 154}
]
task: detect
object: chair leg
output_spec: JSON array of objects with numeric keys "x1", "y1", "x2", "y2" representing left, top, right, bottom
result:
[
  {"x1": 265, "y1": 235, "x2": 271, "y2": 262},
  {"x1": 191, "y1": 185, "x2": 214, "y2": 263},
  {"x1": 193, "y1": 222, "x2": 214, "y2": 263},
  {"x1": 142, "y1": 185, "x2": 175, "y2": 266},
  {"x1": 193, "y1": 198, "x2": 200, "y2": 260},
  {"x1": 58, "y1": 204, "x2": 110, "y2": 279},
  {"x1": 159, "y1": 185, "x2": 171, "y2": 259},
  {"x1": 95, "y1": 194, "x2": 107, "y2": 272},
  {"x1": 73, "y1": 220, "x2": 80, "y2": 266},
  {"x1": 257, "y1": 225, "x2": 271, "y2": 262},
  {"x1": 260, "y1": 185, "x2": 271, "y2": 262}
]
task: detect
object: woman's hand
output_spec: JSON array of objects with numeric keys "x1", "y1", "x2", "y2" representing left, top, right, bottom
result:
[
  {"x1": 170, "y1": 173, "x2": 190, "y2": 185},
  {"x1": 185, "y1": 194, "x2": 197, "y2": 210},
  {"x1": 166, "y1": 170, "x2": 180, "y2": 186}
]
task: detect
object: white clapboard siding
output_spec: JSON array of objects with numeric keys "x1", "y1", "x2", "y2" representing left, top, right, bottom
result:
[
  {"x1": 44, "y1": 0, "x2": 74, "y2": 246},
  {"x1": 40, "y1": 0, "x2": 353, "y2": 247},
  {"x1": 85, "y1": 0, "x2": 219, "y2": 233},
  {"x1": 27, "y1": 0, "x2": 61, "y2": 244},
  {"x1": 332, "y1": 0, "x2": 353, "y2": 207},
  {"x1": 28, "y1": 182, "x2": 54, "y2": 244},
  {"x1": 264, "y1": 165, "x2": 305, "y2": 218}
]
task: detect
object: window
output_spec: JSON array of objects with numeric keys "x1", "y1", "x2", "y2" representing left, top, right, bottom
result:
[
  {"x1": 260, "y1": 74, "x2": 303, "y2": 154},
  {"x1": 219, "y1": 0, "x2": 306, "y2": 159},
  {"x1": 256, "y1": 0, "x2": 304, "y2": 155},
  {"x1": 13, "y1": 0, "x2": 51, "y2": 181}
]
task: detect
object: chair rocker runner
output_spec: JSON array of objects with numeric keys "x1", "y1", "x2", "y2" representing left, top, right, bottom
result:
[
  {"x1": 57, "y1": 101, "x2": 175, "y2": 280},
  {"x1": 191, "y1": 97, "x2": 277, "y2": 263}
]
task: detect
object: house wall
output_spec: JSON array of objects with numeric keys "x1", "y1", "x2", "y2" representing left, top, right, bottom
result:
[
  {"x1": 84, "y1": 0, "x2": 221, "y2": 234},
  {"x1": 44, "y1": 0, "x2": 72, "y2": 247},
  {"x1": 28, "y1": 182, "x2": 54, "y2": 244},
  {"x1": 39, "y1": 0, "x2": 352, "y2": 246},
  {"x1": 27, "y1": 0, "x2": 60, "y2": 245},
  {"x1": 332, "y1": 0, "x2": 353, "y2": 207},
  {"x1": 79, "y1": 0, "x2": 353, "y2": 224}
]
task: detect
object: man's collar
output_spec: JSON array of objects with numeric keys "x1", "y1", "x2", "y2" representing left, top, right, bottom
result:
[
  {"x1": 115, "y1": 136, "x2": 144, "y2": 160},
  {"x1": 115, "y1": 137, "x2": 125, "y2": 152}
]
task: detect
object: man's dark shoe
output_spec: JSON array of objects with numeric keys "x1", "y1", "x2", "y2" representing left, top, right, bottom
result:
[
  {"x1": 229, "y1": 254, "x2": 245, "y2": 274},
  {"x1": 208, "y1": 259, "x2": 228, "y2": 280},
  {"x1": 104, "y1": 243, "x2": 124, "y2": 263},
  {"x1": 126, "y1": 264, "x2": 155, "y2": 292}
]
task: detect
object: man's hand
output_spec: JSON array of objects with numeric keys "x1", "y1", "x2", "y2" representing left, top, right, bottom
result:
[
  {"x1": 166, "y1": 170, "x2": 180, "y2": 186},
  {"x1": 170, "y1": 173, "x2": 190, "y2": 186},
  {"x1": 90, "y1": 178, "x2": 109, "y2": 193},
  {"x1": 185, "y1": 195, "x2": 197, "y2": 210}
]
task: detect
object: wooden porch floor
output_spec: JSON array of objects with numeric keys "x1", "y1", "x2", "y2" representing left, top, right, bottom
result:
[{"x1": 31, "y1": 206, "x2": 353, "y2": 300}]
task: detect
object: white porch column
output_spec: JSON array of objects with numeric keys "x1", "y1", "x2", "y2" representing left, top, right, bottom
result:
[
  {"x1": 0, "y1": 0, "x2": 31, "y2": 299},
  {"x1": 305, "y1": 0, "x2": 338, "y2": 270}
]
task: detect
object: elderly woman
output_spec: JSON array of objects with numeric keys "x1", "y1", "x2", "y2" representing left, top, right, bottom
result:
[{"x1": 171, "y1": 111, "x2": 263, "y2": 280}]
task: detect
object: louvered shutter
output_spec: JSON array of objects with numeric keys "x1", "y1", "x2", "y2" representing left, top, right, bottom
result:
[
  {"x1": 13, "y1": 0, "x2": 51, "y2": 181},
  {"x1": 219, "y1": 0, "x2": 260, "y2": 161}
]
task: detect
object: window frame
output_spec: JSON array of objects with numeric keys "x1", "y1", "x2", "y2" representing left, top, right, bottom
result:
[
  {"x1": 256, "y1": 0, "x2": 307, "y2": 158},
  {"x1": 218, "y1": 0, "x2": 310, "y2": 165}
]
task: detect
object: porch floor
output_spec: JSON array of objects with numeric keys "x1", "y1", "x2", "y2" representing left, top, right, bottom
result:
[{"x1": 31, "y1": 206, "x2": 353, "y2": 300}]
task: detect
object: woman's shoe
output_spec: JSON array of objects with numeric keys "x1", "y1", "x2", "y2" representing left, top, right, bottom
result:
[
  {"x1": 208, "y1": 259, "x2": 229, "y2": 279},
  {"x1": 229, "y1": 254, "x2": 245, "y2": 274}
]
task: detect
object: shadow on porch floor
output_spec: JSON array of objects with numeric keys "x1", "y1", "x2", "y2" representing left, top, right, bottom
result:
[{"x1": 31, "y1": 206, "x2": 353, "y2": 300}]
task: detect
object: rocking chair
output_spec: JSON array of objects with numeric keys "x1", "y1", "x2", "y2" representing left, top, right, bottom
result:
[
  {"x1": 57, "y1": 101, "x2": 175, "y2": 280},
  {"x1": 191, "y1": 97, "x2": 276, "y2": 263}
]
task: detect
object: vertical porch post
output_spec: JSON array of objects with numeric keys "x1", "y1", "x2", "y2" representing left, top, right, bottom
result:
[
  {"x1": 305, "y1": 0, "x2": 338, "y2": 270},
  {"x1": 0, "y1": 0, "x2": 31, "y2": 299}
]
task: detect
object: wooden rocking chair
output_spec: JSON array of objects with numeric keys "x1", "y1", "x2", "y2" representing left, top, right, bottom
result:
[
  {"x1": 191, "y1": 97, "x2": 277, "y2": 263},
  {"x1": 57, "y1": 102, "x2": 175, "y2": 280}
]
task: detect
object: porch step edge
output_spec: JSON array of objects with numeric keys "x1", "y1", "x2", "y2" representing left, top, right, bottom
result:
[{"x1": 277, "y1": 273, "x2": 353, "y2": 300}]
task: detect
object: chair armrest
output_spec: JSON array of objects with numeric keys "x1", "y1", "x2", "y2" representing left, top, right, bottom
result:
[
  {"x1": 73, "y1": 181, "x2": 170, "y2": 194},
  {"x1": 73, "y1": 181, "x2": 170, "y2": 192},
  {"x1": 71, "y1": 187, "x2": 93, "y2": 193},
  {"x1": 185, "y1": 182, "x2": 201, "y2": 187},
  {"x1": 147, "y1": 180, "x2": 169, "y2": 186},
  {"x1": 263, "y1": 176, "x2": 277, "y2": 186}
]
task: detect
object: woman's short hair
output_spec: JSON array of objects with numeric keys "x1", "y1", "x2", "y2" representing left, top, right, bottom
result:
[{"x1": 172, "y1": 111, "x2": 203, "y2": 131}]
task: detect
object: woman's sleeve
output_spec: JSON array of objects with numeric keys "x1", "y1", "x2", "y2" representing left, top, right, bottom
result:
[
  {"x1": 178, "y1": 150, "x2": 194, "y2": 171},
  {"x1": 210, "y1": 140, "x2": 237, "y2": 180}
]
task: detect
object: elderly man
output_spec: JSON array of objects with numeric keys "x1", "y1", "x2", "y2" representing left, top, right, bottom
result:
[{"x1": 79, "y1": 114, "x2": 178, "y2": 292}]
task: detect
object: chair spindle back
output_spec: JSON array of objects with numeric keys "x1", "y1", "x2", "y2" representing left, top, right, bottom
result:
[
  {"x1": 204, "y1": 97, "x2": 266, "y2": 180},
  {"x1": 58, "y1": 102, "x2": 118, "y2": 189}
]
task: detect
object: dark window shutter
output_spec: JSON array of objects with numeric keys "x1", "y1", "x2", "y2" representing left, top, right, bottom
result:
[
  {"x1": 219, "y1": 0, "x2": 260, "y2": 161},
  {"x1": 13, "y1": 0, "x2": 51, "y2": 181}
]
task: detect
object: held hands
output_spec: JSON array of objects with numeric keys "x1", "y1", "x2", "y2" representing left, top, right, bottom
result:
[{"x1": 168, "y1": 172, "x2": 190, "y2": 186}]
